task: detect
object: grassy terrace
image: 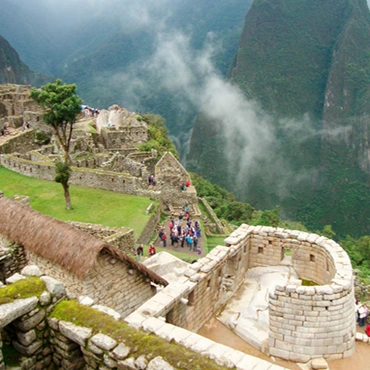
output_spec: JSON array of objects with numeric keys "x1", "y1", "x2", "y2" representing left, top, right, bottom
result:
[{"x1": 0, "y1": 166, "x2": 156, "y2": 237}]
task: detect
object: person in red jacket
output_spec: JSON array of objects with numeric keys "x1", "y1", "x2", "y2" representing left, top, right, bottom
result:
[{"x1": 148, "y1": 244, "x2": 156, "y2": 257}]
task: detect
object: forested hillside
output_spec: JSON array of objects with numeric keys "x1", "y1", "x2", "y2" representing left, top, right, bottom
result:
[
  {"x1": 0, "y1": 35, "x2": 49, "y2": 86},
  {"x1": 188, "y1": 0, "x2": 370, "y2": 238}
]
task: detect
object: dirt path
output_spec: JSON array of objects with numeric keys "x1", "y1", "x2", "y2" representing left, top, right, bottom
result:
[{"x1": 198, "y1": 319, "x2": 370, "y2": 370}]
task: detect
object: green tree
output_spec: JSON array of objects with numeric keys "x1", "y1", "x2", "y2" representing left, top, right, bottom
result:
[{"x1": 30, "y1": 79, "x2": 82, "y2": 209}]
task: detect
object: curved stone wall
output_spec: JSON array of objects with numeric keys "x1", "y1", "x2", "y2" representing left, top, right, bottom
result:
[{"x1": 231, "y1": 225, "x2": 355, "y2": 362}]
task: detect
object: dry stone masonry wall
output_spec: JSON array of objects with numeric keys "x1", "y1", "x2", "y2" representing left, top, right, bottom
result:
[{"x1": 127, "y1": 224, "x2": 355, "y2": 363}]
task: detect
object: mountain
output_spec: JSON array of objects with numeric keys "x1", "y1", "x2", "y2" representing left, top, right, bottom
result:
[
  {"x1": 0, "y1": 34, "x2": 33, "y2": 84},
  {"x1": 188, "y1": 0, "x2": 370, "y2": 238},
  {"x1": 0, "y1": 0, "x2": 251, "y2": 158},
  {"x1": 0, "y1": 35, "x2": 50, "y2": 86}
]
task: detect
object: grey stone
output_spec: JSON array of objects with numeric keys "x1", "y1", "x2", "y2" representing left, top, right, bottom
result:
[
  {"x1": 117, "y1": 357, "x2": 136, "y2": 369},
  {"x1": 12, "y1": 339, "x2": 43, "y2": 356},
  {"x1": 135, "y1": 354, "x2": 148, "y2": 369},
  {"x1": 88, "y1": 340, "x2": 104, "y2": 355},
  {"x1": 91, "y1": 333, "x2": 117, "y2": 351},
  {"x1": 147, "y1": 356, "x2": 174, "y2": 370},
  {"x1": 47, "y1": 317, "x2": 59, "y2": 330},
  {"x1": 6, "y1": 273, "x2": 26, "y2": 284},
  {"x1": 59, "y1": 321, "x2": 92, "y2": 347},
  {"x1": 0, "y1": 297, "x2": 38, "y2": 329},
  {"x1": 39, "y1": 291, "x2": 51, "y2": 306},
  {"x1": 16, "y1": 329, "x2": 36, "y2": 346},
  {"x1": 40, "y1": 276, "x2": 66, "y2": 298},
  {"x1": 311, "y1": 358, "x2": 328, "y2": 369},
  {"x1": 21, "y1": 265, "x2": 43, "y2": 277},
  {"x1": 78, "y1": 295, "x2": 94, "y2": 306},
  {"x1": 113, "y1": 343, "x2": 131, "y2": 360},
  {"x1": 104, "y1": 353, "x2": 118, "y2": 368},
  {"x1": 13, "y1": 308, "x2": 45, "y2": 332}
]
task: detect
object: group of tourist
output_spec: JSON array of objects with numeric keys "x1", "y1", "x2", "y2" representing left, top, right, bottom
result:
[
  {"x1": 82, "y1": 105, "x2": 100, "y2": 118},
  {"x1": 356, "y1": 300, "x2": 370, "y2": 334},
  {"x1": 158, "y1": 210, "x2": 202, "y2": 255},
  {"x1": 180, "y1": 180, "x2": 191, "y2": 191}
]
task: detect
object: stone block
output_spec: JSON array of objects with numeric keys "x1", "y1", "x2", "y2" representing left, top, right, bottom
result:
[
  {"x1": 91, "y1": 333, "x2": 117, "y2": 351},
  {"x1": 59, "y1": 321, "x2": 92, "y2": 347},
  {"x1": 40, "y1": 276, "x2": 66, "y2": 298},
  {"x1": 147, "y1": 356, "x2": 174, "y2": 370},
  {"x1": 142, "y1": 317, "x2": 166, "y2": 333},
  {"x1": 6, "y1": 273, "x2": 26, "y2": 284},
  {"x1": 113, "y1": 343, "x2": 131, "y2": 360},
  {"x1": 16, "y1": 329, "x2": 36, "y2": 346},
  {"x1": 39, "y1": 291, "x2": 51, "y2": 306},
  {"x1": 12, "y1": 339, "x2": 43, "y2": 356},
  {"x1": 13, "y1": 309, "x2": 45, "y2": 332},
  {"x1": 21, "y1": 265, "x2": 43, "y2": 277},
  {"x1": 0, "y1": 297, "x2": 38, "y2": 329}
]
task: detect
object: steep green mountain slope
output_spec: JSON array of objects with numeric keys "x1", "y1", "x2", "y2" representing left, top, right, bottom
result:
[
  {"x1": 188, "y1": 0, "x2": 370, "y2": 238},
  {"x1": 0, "y1": 35, "x2": 50, "y2": 86},
  {"x1": 0, "y1": 35, "x2": 32, "y2": 84}
]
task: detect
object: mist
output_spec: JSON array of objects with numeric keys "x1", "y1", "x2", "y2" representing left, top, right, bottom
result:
[{"x1": 1, "y1": 0, "x2": 332, "y2": 204}]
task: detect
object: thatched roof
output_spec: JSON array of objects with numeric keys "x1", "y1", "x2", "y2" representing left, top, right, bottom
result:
[{"x1": 0, "y1": 197, "x2": 168, "y2": 286}]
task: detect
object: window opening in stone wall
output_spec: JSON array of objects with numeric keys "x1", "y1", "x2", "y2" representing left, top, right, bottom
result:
[
  {"x1": 243, "y1": 243, "x2": 247, "y2": 253},
  {"x1": 207, "y1": 278, "x2": 211, "y2": 288},
  {"x1": 188, "y1": 290, "x2": 195, "y2": 306},
  {"x1": 326, "y1": 261, "x2": 329, "y2": 272},
  {"x1": 310, "y1": 254, "x2": 315, "y2": 262},
  {"x1": 258, "y1": 247, "x2": 264, "y2": 254},
  {"x1": 166, "y1": 309, "x2": 174, "y2": 324}
]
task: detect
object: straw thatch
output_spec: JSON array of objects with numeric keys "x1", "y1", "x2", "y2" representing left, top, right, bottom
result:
[{"x1": 0, "y1": 197, "x2": 168, "y2": 286}]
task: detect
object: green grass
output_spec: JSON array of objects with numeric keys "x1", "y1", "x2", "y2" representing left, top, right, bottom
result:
[
  {"x1": 0, "y1": 166, "x2": 157, "y2": 237},
  {"x1": 0, "y1": 277, "x2": 46, "y2": 305},
  {"x1": 207, "y1": 236, "x2": 226, "y2": 254}
]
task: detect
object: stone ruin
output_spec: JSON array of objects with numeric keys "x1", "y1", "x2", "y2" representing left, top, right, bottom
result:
[
  {"x1": 0, "y1": 84, "x2": 199, "y2": 213},
  {"x1": 0, "y1": 218, "x2": 357, "y2": 369}
]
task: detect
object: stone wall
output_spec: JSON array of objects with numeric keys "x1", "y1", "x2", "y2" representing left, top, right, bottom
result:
[
  {"x1": 0, "y1": 154, "x2": 162, "y2": 201},
  {"x1": 0, "y1": 130, "x2": 37, "y2": 155},
  {"x1": 0, "y1": 242, "x2": 27, "y2": 283},
  {"x1": 127, "y1": 224, "x2": 355, "y2": 362},
  {"x1": 26, "y1": 250, "x2": 155, "y2": 318},
  {"x1": 27, "y1": 251, "x2": 84, "y2": 297},
  {"x1": 136, "y1": 204, "x2": 161, "y2": 245},
  {"x1": 0, "y1": 271, "x2": 67, "y2": 370},
  {"x1": 83, "y1": 253, "x2": 155, "y2": 318},
  {"x1": 70, "y1": 222, "x2": 136, "y2": 255}
]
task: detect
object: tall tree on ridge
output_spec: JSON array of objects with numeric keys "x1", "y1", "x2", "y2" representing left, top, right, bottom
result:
[{"x1": 30, "y1": 79, "x2": 82, "y2": 210}]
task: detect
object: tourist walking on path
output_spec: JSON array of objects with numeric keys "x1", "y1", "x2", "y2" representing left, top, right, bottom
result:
[
  {"x1": 136, "y1": 244, "x2": 144, "y2": 262},
  {"x1": 161, "y1": 231, "x2": 167, "y2": 247},
  {"x1": 359, "y1": 304, "x2": 368, "y2": 327}
]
